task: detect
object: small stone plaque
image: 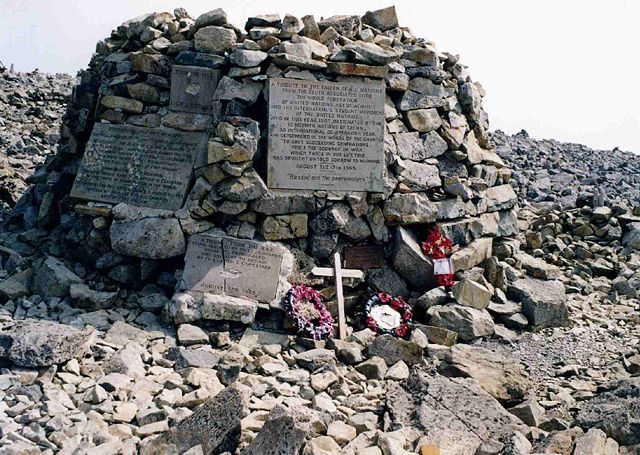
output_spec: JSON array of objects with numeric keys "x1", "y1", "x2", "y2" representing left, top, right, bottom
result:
[
  {"x1": 182, "y1": 234, "x2": 284, "y2": 302},
  {"x1": 267, "y1": 78, "x2": 385, "y2": 191},
  {"x1": 169, "y1": 65, "x2": 221, "y2": 115},
  {"x1": 344, "y1": 245, "x2": 385, "y2": 269},
  {"x1": 70, "y1": 124, "x2": 206, "y2": 211}
]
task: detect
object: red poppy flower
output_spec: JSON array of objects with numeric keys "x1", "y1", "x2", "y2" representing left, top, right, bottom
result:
[
  {"x1": 438, "y1": 274, "x2": 454, "y2": 287},
  {"x1": 378, "y1": 292, "x2": 392, "y2": 303}
]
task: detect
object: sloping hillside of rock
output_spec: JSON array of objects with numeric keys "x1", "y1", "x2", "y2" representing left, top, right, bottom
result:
[
  {"x1": 492, "y1": 129, "x2": 640, "y2": 209},
  {"x1": 0, "y1": 70, "x2": 75, "y2": 214}
]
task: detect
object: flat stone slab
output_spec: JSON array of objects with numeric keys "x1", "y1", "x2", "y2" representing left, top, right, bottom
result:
[
  {"x1": 71, "y1": 124, "x2": 206, "y2": 211},
  {"x1": 385, "y1": 373, "x2": 528, "y2": 455},
  {"x1": 182, "y1": 234, "x2": 285, "y2": 302},
  {"x1": 267, "y1": 78, "x2": 385, "y2": 191}
]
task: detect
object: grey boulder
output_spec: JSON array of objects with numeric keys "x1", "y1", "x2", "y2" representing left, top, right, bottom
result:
[
  {"x1": 387, "y1": 372, "x2": 528, "y2": 454},
  {"x1": 574, "y1": 378, "x2": 640, "y2": 445},
  {"x1": 367, "y1": 334, "x2": 423, "y2": 365},
  {"x1": 507, "y1": 278, "x2": 569, "y2": 328},
  {"x1": 70, "y1": 283, "x2": 118, "y2": 310},
  {"x1": 169, "y1": 292, "x2": 258, "y2": 325},
  {"x1": 0, "y1": 319, "x2": 95, "y2": 367},
  {"x1": 391, "y1": 227, "x2": 435, "y2": 291},
  {"x1": 438, "y1": 344, "x2": 529, "y2": 403},
  {"x1": 141, "y1": 383, "x2": 250, "y2": 454},
  {"x1": 244, "y1": 404, "x2": 317, "y2": 454},
  {"x1": 110, "y1": 217, "x2": 185, "y2": 259},
  {"x1": 428, "y1": 304, "x2": 495, "y2": 341},
  {"x1": 32, "y1": 256, "x2": 83, "y2": 298}
]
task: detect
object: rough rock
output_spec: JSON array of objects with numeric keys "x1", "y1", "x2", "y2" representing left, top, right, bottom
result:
[
  {"x1": 244, "y1": 404, "x2": 316, "y2": 454},
  {"x1": 110, "y1": 217, "x2": 186, "y2": 259},
  {"x1": 0, "y1": 319, "x2": 95, "y2": 367},
  {"x1": 428, "y1": 304, "x2": 495, "y2": 341},
  {"x1": 574, "y1": 378, "x2": 640, "y2": 445},
  {"x1": 143, "y1": 384, "x2": 250, "y2": 454},
  {"x1": 70, "y1": 283, "x2": 118, "y2": 310},
  {"x1": 391, "y1": 227, "x2": 435, "y2": 291},
  {"x1": 169, "y1": 292, "x2": 258, "y2": 325},
  {"x1": 438, "y1": 344, "x2": 528, "y2": 402},
  {"x1": 507, "y1": 278, "x2": 569, "y2": 328},
  {"x1": 194, "y1": 26, "x2": 237, "y2": 54},
  {"x1": 367, "y1": 334, "x2": 423, "y2": 365},
  {"x1": 390, "y1": 371, "x2": 528, "y2": 454},
  {"x1": 32, "y1": 256, "x2": 82, "y2": 298},
  {"x1": 452, "y1": 278, "x2": 492, "y2": 310},
  {"x1": 508, "y1": 399, "x2": 545, "y2": 427}
]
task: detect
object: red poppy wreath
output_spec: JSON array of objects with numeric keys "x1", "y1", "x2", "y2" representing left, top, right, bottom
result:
[
  {"x1": 364, "y1": 292, "x2": 413, "y2": 338},
  {"x1": 285, "y1": 284, "x2": 334, "y2": 340},
  {"x1": 421, "y1": 226, "x2": 454, "y2": 287}
]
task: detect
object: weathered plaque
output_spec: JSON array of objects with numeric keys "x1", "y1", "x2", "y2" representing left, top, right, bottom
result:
[
  {"x1": 344, "y1": 245, "x2": 385, "y2": 269},
  {"x1": 267, "y1": 78, "x2": 385, "y2": 191},
  {"x1": 182, "y1": 234, "x2": 284, "y2": 302},
  {"x1": 70, "y1": 124, "x2": 205, "y2": 211},
  {"x1": 169, "y1": 65, "x2": 221, "y2": 114},
  {"x1": 182, "y1": 235, "x2": 225, "y2": 294}
]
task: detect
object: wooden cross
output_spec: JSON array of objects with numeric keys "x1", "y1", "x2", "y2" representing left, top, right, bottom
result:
[{"x1": 311, "y1": 252, "x2": 364, "y2": 339}]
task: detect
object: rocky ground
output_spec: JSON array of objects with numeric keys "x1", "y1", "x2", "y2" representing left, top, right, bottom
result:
[
  {"x1": 0, "y1": 132, "x2": 636, "y2": 455},
  {"x1": 0, "y1": 70, "x2": 75, "y2": 216},
  {"x1": 0, "y1": 21, "x2": 639, "y2": 455}
]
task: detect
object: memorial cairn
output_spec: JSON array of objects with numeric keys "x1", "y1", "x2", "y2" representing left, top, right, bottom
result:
[{"x1": 0, "y1": 6, "x2": 572, "y2": 454}]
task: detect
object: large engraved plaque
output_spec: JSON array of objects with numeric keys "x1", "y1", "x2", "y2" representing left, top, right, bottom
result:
[
  {"x1": 267, "y1": 78, "x2": 385, "y2": 191},
  {"x1": 169, "y1": 65, "x2": 221, "y2": 114},
  {"x1": 182, "y1": 234, "x2": 284, "y2": 302},
  {"x1": 70, "y1": 124, "x2": 206, "y2": 211}
]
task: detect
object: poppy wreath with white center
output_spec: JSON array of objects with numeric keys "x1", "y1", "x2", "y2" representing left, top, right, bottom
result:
[{"x1": 364, "y1": 292, "x2": 413, "y2": 338}]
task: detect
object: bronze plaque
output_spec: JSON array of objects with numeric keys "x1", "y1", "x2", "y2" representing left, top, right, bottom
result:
[{"x1": 344, "y1": 245, "x2": 384, "y2": 269}]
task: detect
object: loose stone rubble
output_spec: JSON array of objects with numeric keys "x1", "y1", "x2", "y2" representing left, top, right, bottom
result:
[
  {"x1": 0, "y1": 71, "x2": 75, "y2": 216},
  {"x1": 0, "y1": 5, "x2": 638, "y2": 455}
]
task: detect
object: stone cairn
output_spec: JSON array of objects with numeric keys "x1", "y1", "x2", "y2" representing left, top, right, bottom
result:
[
  {"x1": 4, "y1": 6, "x2": 526, "y2": 334},
  {"x1": 0, "y1": 6, "x2": 610, "y2": 454}
]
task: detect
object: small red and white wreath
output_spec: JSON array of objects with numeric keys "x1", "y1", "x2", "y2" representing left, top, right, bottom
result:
[
  {"x1": 285, "y1": 285, "x2": 334, "y2": 340},
  {"x1": 364, "y1": 292, "x2": 413, "y2": 338}
]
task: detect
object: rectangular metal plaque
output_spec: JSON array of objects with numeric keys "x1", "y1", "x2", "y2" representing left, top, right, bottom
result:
[
  {"x1": 433, "y1": 258, "x2": 454, "y2": 275},
  {"x1": 344, "y1": 245, "x2": 385, "y2": 269}
]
